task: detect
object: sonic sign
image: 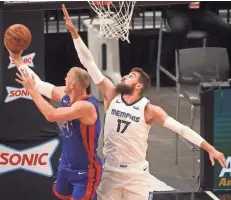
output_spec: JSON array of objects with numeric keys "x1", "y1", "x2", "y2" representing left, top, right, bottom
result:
[{"x1": 0, "y1": 139, "x2": 59, "y2": 177}]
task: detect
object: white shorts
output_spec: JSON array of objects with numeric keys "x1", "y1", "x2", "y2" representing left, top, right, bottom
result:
[{"x1": 97, "y1": 160, "x2": 153, "y2": 200}]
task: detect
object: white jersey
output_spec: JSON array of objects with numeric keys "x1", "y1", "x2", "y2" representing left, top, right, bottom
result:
[{"x1": 103, "y1": 94, "x2": 151, "y2": 164}]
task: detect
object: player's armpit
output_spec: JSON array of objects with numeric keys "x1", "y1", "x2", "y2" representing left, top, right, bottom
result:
[
  {"x1": 46, "y1": 100, "x2": 96, "y2": 122},
  {"x1": 97, "y1": 77, "x2": 117, "y2": 106},
  {"x1": 52, "y1": 86, "x2": 66, "y2": 102},
  {"x1": 103, "y1": 95, "x2": 111, "y2": 112}
]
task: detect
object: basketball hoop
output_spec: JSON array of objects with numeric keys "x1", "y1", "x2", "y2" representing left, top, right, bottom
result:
[{"x1": 88, "y1": 1, "x2": 136, "y2": 43}]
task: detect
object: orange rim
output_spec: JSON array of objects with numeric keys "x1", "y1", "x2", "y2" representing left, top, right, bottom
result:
[{"x1": 92, "y1": 1, "x2": 111, "y2": 6}]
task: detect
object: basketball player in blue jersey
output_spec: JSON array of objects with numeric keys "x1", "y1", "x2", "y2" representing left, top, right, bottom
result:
[
  {"x1": 62, "y1": 4, "x2": 227, "y2": 200},
  {"x1": 7, "y1": 48, "x2": 102, "y2": 199}
]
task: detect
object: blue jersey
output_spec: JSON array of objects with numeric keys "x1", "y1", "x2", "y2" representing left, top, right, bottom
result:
[{"x1": 59, "y1": 94, "x2": 101, "y2": 170}]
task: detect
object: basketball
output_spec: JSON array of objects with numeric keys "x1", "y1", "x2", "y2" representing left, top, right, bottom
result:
[{"x1": 4, "y1": 24, "x2": 32, "y2": 53}]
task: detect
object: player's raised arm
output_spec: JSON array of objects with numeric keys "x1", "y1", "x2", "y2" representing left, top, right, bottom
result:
[
  {"x1": 145, "y1": 104, "x2": 227, "y2": 168},
  {"x1": 6, "y1": 48, "x2": 65, "y2": 102},
  {"x1": 62, "y1": 4, "x2": 117, "y2": 104},
  {"x1": 15, "y1": 70, "x2": 97, "y2": 123}
]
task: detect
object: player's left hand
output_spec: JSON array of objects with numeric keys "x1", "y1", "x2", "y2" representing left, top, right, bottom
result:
[
  {"x1": 15, "y1": 69, "x2": 36, "y2": 92},
  {"x1": 209, "y1": 149, "x2": 226, "y2": 168}
]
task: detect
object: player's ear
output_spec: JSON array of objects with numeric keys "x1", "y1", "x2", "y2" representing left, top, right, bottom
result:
[
  {"x1": 136, "y1": 83, "x2": 143, "y2": 90},
  {"x1": 71, "y1": 81, "x2": 76, "y2": 89}
]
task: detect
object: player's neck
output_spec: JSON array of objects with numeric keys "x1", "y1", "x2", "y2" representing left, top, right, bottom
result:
[
  {"x1": 122, "y1": 93, "x2": 142, "y2": 105},
  {"x1": 69, "y1": 90, "x2": 88, "y2": 103}
]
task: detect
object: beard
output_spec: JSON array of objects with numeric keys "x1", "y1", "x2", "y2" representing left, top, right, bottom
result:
[{"x1": 116, "y1": 83, "x2": 134, "y2": 94}]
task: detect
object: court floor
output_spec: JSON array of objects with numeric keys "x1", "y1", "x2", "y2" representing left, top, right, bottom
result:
[{"x1": 152, "y1": 191, "x2": 230, "y2": 200}]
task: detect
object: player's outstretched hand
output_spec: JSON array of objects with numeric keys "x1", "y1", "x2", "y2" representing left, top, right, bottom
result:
[
  {"x1": 209, "y1": 149, "x2": 227, "y2": 168},
  {"x1": 62, "y1": 4, "x2": 76, "y2": 33},
  {"x1": 5, "y1": 46, "x2": 23, "y2": 67}
]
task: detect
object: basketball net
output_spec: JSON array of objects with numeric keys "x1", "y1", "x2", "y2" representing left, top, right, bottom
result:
[{"x1": 88, "y1": 1, "x2": 136, "y2": 43}]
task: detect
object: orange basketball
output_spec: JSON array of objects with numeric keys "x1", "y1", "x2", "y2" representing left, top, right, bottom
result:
[{"x1": 4, "y1": 24, "x2": 32, "y2": 53}]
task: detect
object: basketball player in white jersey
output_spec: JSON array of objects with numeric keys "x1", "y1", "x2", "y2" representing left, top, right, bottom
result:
[{"x1": 62, "y1": 4, "x2": 227, "y2": 200}]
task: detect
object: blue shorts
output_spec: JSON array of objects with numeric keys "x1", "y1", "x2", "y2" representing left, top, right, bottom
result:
[{"x1": 53, "y1": 166, "x2": 102, "y2": 200}]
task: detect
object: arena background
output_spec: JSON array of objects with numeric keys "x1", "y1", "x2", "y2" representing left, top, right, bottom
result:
[{"x1": 0, "y1": 1, "x2": 231, "y2": 200}]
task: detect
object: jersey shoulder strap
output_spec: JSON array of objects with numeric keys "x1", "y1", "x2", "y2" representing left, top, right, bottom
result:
[
  {"x1": 83, "y1": 95, "x2": 100, "y2": 117},
  {"x1": 61, "y1": 95, "x2": 70, "y2": 107},
  {"x1": 135, "y1": 97, "x2": 150, "y2": 117},
  {"x1": 140, "y1": 97, "x2": 150, "y2": 107},
  {"x1": 85, "y1": 96, "x2": 98, "y2": 107}
]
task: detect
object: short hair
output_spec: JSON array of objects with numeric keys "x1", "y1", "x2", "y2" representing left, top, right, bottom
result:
[
  {"x1": 131, "y1": 67, "x2": 151, "y2": 93},
  {"x1": 70, "y1": 67, "x2": 90, "y2": 89}
]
